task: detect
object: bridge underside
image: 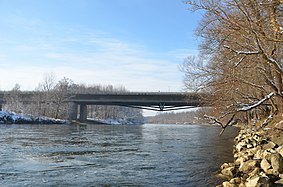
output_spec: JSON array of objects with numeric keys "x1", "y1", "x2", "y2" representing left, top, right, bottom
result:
[
  {"x1": 68, "y1": 101, "x2": 199, "y2": 122},
  {"x1": 111, "y1": 103, "x2": 197, "y2": 111}
]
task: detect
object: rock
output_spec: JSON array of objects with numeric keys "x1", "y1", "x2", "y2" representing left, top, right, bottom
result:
[
  {"x1": 271, "y1": 129, "x2": 283, "y2": 145},
  {"x1": 234, "y1": 153, "x2": 240, "y2": 159},
  {"x1": 253, "y1": 134, "x2": 262, "y2": 142},
  {"x1": 221, "y1": 163, "x2": 230, "y2": 170},
  {"x1": 275, "y1": 121, "x2": 283, "y2": 131},
  {"x1": 262, "y1": 141, "x2": 277, "y2": 150},
  {"x1": 265, "y1": 174, "x2": 281, "y2": 183},
  {"x1": 249, "y1": 147, "x2": 261, "y2": 155},
  {"x1": 239, "y1": 160, "x2": 259, "y2": 173},
  {"x1": 254, "y1": 149, "x2": 264, "y2": 159},
  {"x1": 257, "y1": 175, "x2": 273, "y2": 187},
  {"x1": 261, "y1": 158, "x2": 271, "y2": 173},
  {"x1": 218, "y1": 129, "x2": 283, "y2": 187},
  {"x1": 247, "y1": 144, "x2": 254, "y2": 149},
  {"x1": 277, "y1": 146, "x2": 283, "y2": 157},
  {"x1": 235, "y1": 157, "x2": 245, "y2": 166},
  {"x1": 245, "y1": 149, "x2": 256, "y2": 158},
  {"x1": 263, "y1": 150, "x2": 276, "y2": 160},
  {"x1": 230, "y1": 177, "x2": 241, "y2": 184},
  {"x1": 245, "y1": 175, "x2": 272, "y2": 187},
  {"x1": 249, "y1": 167, "x2": 262, "y2": 177},
  {"x1": 275, "y1": 178, "x2": 283, "y2": 185},
  {"x1": 222, "y1": 181, "x2": 236, "y2": 187},
  {"x1": 236, "y1": 141, "x2": 247, "y2": 152},
  {"x1": 221, "y1": 166, "x2": 235, "y2": 178},
  {"x1": 270, "y1": 153, "x2": 283, "y2": 174}
]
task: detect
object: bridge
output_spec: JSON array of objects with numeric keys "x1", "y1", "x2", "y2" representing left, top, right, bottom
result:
[
  {"x1": 67, "y1": 92, "x2": 203, "y2": 122},
  {"x1": 0, "y1": 91, "x2": 204, "y2": 122}
]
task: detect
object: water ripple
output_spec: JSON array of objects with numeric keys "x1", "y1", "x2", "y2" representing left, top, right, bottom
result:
[{"x1": 0, "y1": 124, "x2": 238, "y2": 186}]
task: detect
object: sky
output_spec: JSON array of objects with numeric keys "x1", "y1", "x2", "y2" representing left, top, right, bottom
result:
[{"x1": 0, "y1": 0, "x2": 202, "y2": 92}]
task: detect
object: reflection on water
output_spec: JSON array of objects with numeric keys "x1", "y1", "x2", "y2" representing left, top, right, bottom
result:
[{"x1": 0, "y1": 124, "x2": 238, "y2": 186}]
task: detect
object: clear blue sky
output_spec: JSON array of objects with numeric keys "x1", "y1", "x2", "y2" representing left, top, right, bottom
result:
[{"x1": 0, "y1": 0, "x2": 202, "y2": 91}]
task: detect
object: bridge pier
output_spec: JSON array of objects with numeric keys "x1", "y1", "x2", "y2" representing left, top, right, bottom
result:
[
  {"x1": 68, "y1": 102, "x2": 78, "y2": 121},
  {"x1": 79, "y1": 104, "x2": 88, "y2": 122},
  {"x1": 68, "y1": 102, "x2": 88, "y2": 122}
]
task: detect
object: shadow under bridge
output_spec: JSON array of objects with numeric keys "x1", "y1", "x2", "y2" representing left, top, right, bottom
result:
[{"x1": 67, "y1": 92, "x2": 203, "y2": 122}]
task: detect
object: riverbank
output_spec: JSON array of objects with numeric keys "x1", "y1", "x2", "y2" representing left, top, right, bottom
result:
[
  {"x1": 217, "y1": 123, "x2": 283, "y2": 186},
  {"x1": 0, "y1": 111, "x2": 67, "y2": 124},
  {"x1": 0, "y1": 111, "x2": 144, "y2": 125}
]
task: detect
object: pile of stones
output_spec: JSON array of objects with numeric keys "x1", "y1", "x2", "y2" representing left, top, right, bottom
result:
[{"x1": 218, "y1": 128, "x2": 283, "y2": 187}]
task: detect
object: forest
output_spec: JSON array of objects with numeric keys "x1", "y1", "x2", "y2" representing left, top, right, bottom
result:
[{"x1": 146, "y1": 109, "x2": 209, "y2": 124}]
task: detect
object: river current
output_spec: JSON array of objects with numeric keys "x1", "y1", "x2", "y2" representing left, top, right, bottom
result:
[{"x1": 0, "y1": 124, "x2": 238, "y2": 187}]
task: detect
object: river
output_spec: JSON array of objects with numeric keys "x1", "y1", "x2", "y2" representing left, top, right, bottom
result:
[{"x1": 0, "y1": 124, "x2": 238, "y2": 187}]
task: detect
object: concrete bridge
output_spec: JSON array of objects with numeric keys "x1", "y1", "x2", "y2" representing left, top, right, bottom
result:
[
  {"x1": 67, "y1": 92, "x2": 203, "y2": 122},
  {"x1": 0, "y1": 91, "x2": 203, "y2": 122}
]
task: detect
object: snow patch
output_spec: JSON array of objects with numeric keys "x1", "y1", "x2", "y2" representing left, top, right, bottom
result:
[{"x1": 0, "y1": 111, "x2": 67, "y2": 124}]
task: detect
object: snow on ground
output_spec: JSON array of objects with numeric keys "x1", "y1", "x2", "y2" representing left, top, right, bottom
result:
[
  {"x1": 0, "y1": 111, "x2": 67, "y2": 124},
  {"x1": 88, "y1": 118, "x2": 144, "y2": 125},
  {"x1": 0, "y1": 111, "x2": 143, "y2": 125}
]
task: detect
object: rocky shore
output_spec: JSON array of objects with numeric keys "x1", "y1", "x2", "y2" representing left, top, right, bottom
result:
[{"x1": 218, "y1": 124, "x2": 283, "y2": 186}]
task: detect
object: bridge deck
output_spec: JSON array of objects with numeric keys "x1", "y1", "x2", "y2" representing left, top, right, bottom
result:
[
  {"x1": 68, "y1": 92, "x2": 201, "y2": 111},
  {"x1": 0, "y1": 91, "x2": 203, "y2": 111}
]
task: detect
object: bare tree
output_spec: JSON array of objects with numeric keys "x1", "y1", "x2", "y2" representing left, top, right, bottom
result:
[
  {"x1": 183, "y1": 0, "x2": 283, "y2": 130},
  {"x1": 53, "y1": 77, "x2": 74, "y2": 119},
  {"x1": 4, "y1": 84, "x2": 23, "y2": 113}
]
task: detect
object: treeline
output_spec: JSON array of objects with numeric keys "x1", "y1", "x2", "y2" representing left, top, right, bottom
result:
[
  {"x1": 182, "y1": 0, "x2": 282, "y2": 130},
  {"x1": 146, "y1": 109, "x2": 207, "y2": 124},
  {"x1": 3, "y1": 74, "x2": 144, "y2": 123}
]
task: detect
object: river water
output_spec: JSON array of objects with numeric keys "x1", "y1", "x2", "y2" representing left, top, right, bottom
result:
[{"x1": 0, "y1": 124, "x2": 238, "y2": 187}]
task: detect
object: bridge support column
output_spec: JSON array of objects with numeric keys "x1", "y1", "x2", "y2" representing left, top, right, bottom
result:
[
  {"x1": 68, "y1": 102, "x2": 78, "y2": 121},
  {"x1": 79, "y1": 104, "x2": 87, "y2": 122}
]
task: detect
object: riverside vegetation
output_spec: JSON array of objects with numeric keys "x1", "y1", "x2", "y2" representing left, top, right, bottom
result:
[
  {"x1": 2, "y1": 75, "x2": 144, "y2": 125},
  {"x1": 183, "y1": 0, "x2": 283, "y2": 186}
]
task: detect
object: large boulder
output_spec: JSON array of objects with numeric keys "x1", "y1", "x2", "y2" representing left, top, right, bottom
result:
[
  {"x1": 245, "y1": 175, "x2": 272, "y2": 187},
  {"x1": 239, "y1": 160, "x2": 259, "y2": 173},
  {"x1": 222, "y1": 181, "x2": 237, "y2": 187},
  {"x1": 276, "y1": 146, "x2": 283, "y2": 157},
  {"x1": 221, "y1": 166, "x2": 236, "y2": 178},
  {"x1": 235, "y1": 157, "x2": 246, "y2": 166},
  {"x1": 260, "y1": 158, "x2": 271, "y2": 173},
  {"x1": 262, "y1": 141, "x2": 277, "y2": 150},
  {"x1": 270, "y1": 153, "x2": 283, "y2": 174},
  {"x1": 275, "y1": 121, "x2": 283, "y2": 131},
  {"x1": 249, "y1": 167, "x2": 262, "y2": 177},
  {"x1": 275, "y1": 178, "x2": 283, "y2": 186}
]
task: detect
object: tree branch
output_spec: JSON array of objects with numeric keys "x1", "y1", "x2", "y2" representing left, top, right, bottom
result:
[
  {"x1": 237, "y1": 92, "x2": 275, "y2": 111},
  {"x1": 204, "y1": 114, "x2": 238, "y2": 136},
  {"x1": 223, "y1": 45, "x2": 260, "y2": 55}
]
